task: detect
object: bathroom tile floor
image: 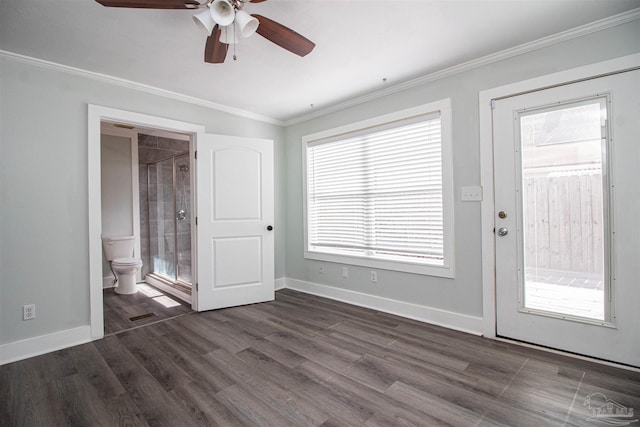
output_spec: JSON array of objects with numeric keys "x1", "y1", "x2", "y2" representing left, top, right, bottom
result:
[{"x1": 103, "y1": 283, "x2": 192, "y2": 335}]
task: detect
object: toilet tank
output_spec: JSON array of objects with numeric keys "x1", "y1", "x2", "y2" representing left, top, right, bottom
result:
[{"x1": 102, "y1": 235, "x2": 135, "y2": 261}]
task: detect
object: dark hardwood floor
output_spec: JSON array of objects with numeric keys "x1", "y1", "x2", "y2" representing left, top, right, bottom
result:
[
  {"x1": 103, "y1": 283, "x2": 192, "y2": 335},
  {"x1": 2, "y1": 289, "x2": 638, "y2": 426}
]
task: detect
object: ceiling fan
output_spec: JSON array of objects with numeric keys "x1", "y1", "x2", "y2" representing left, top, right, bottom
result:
[{"x1": 95, "y1": 0, "x2": 315, "y2": 64}]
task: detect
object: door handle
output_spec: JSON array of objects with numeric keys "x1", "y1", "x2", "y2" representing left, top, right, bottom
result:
[
  {"x1": 267, "y1": 225, "x2": 273, "y2": 231},
  {"x1": 497, "y1": 227, "x2": 509, "y2": 236}
]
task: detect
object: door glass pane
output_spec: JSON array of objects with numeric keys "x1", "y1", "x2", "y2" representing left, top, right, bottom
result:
[
  {"x1": 519, "y1": 100, "x2": 607, "y2": 321},
  {"x1": 149, "y1": 158, "x2": 176, "y2": 281}
]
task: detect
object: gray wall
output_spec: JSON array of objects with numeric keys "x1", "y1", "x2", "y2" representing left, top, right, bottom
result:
[
  {"x1": 0, "y1": 18, "x2": 638, "y2": 349},
  {"x1": 284, "y1": 20, "x2": 640, "y2": 319},
  {"x1": 0, "y1": 58, "x2": 285, "y2": 345},
  {"x1": 100, "y1": 134, "x2": 134, "y2": 277},
  {"x1": 100, "y1": 134, "x2": 133, "y2": 237}
]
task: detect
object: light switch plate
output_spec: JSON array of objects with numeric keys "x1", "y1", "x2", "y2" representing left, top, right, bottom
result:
[{"x1": 461, "y1": 186, "x2": 483, "y2": 201}]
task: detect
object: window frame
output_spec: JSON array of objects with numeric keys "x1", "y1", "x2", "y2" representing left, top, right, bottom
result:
[{"x1": 302, "y1": 99, "x2": 455, "y2": 278}]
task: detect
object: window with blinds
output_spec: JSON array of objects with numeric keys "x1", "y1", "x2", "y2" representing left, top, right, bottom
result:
[{"x1": 303, "y1": 102, "x2": 453, "y2": 276}]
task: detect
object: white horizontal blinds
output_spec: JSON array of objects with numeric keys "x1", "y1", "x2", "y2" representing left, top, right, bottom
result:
[{"x1": 307, "y1": 113, "x2": 444, "y2": 265}]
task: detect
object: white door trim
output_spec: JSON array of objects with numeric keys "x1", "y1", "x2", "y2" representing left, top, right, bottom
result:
[
  {"x1": 478, "y1": 53, "x2": 640, "y2": 339},
  {"x1": 88, "y1": 105, "x2": 205, "y2": 339}
]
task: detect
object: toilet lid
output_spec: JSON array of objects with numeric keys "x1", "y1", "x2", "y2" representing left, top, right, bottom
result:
[{"x1": 112, "y1": 257, "x2": 142, "y2": 266}]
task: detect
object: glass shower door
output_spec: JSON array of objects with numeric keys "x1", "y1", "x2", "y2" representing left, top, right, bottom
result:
[
  {"x1": 146, "y1": 153, "x2": 191, "y2": 287},
  {"x1": 149, "y1": 158, "x2": 177, "y2": 280}
]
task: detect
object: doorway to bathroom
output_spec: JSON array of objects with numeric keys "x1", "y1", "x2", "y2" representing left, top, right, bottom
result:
[
  {"x1": 89, "y1": 105, "x2": 275, "y2": 341},
  {"x1": 99, "y1": 123, "x2": 195, "y2": 335}
]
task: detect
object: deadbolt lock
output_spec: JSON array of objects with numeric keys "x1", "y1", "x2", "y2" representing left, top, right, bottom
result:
[{"x1": 498, "y1": 211, "x2": 507, "y2": 219}]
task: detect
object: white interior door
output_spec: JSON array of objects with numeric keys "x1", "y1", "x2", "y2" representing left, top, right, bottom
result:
[
  {"x1": 195, "y1": 134, "x2": 274, "y2": 311},
  {"x1": 493, "y1": 69, "x2": 639, "y2": 367}
]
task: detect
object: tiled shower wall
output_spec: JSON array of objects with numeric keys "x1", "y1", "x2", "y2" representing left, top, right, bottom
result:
[{"x1": 138, "y1": 134, "x2": 190, "y2": 280}]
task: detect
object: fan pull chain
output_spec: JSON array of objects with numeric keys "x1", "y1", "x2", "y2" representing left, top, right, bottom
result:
[{"x1": 233, "y1": 23, "x2": 237, "y2": 61}]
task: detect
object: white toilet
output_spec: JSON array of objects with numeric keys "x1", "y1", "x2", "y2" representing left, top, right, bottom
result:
[{"x1": 102, "y1": 235, "x2": 143, "y2": 295}]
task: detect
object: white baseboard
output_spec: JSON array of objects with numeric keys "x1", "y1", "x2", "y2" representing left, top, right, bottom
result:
[
  {"x1": 0, "y1": 326, "x2": 93, "y2": 365},
  {"x1": 285, "y1": 278, "x2": 483, "y2": 336},
  {"x1": 275, "y1": 277, "x2": 287, "y2": 291},
  {"x1": 103, "y1": 275, "x2": 115, "y2": 289}
]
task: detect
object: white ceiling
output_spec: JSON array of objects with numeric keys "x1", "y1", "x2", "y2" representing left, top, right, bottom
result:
[{"x1": 1, "y1": 0, "x2": 638, "y2": 123}]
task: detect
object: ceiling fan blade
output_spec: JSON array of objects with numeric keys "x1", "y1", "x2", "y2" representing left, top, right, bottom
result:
[
  {"x1": 252, "y1": 14, "x2": 315, "y2": 57},
  {"x1": 95, "y1": 0, "x2": 200, "y2": 9},
  {"x1": 250, "y1": 0, "x2": 268, "y2": 2},
  {"x1": 205, "y1": 25, "x2": 228, "y2": 64}
]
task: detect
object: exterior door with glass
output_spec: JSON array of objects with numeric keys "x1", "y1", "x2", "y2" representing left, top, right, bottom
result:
[{"x1": 493, "y1": 69, "x2": 639, "y2": 367}]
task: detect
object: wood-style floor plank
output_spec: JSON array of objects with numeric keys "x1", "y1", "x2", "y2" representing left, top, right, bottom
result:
[
  {"x1": 103, "y1": 286, "x2": 192, "y2": 335},
  {"x1": 2, "y1": 288, "x2": 639, "y2": 426}
]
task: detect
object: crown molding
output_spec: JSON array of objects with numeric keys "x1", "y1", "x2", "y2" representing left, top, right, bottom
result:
[
  {"x1": 0, "y1": 50, "x2": 284, "y2": 127},
  {"x1": 2, "y1": 8, "x2": 637, "y2": 128},
  {"x1": 284, "y1": 8, "x2": 640, "y2": 126}
]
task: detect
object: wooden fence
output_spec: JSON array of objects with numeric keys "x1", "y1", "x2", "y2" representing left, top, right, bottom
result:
[{"x1": 523, "y1": 170, "x2": 604, "y2": 276}]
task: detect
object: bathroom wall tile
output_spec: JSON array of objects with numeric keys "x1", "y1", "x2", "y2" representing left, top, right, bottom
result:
[
  {"x1": 140, "y1": 206, "x2": 149, "y2": 225},
  {"x1": 148, "y1": 203, "x2": 158, "y2": 221},
  {"x1": 138, "y1": 134, "x2": 158, "y2": 148},
  {"x1": 138, "y1": 164, "x2": 148, "y2": 184},
  {"x1": 163, "y1": 203, "x2": 174, "y2": 220},
  {"x1": 139, "y1": 204, "x2": 148, "y2": 224},
  {"x1": 176, "y1": 219, "x2": 190, "y2": 234},
  {"x1": 177, "y1": 234, "x2": 192, "y2": 252},
  {"x1": 139, "y1": 148, "x2": 172, "y2": 164},
  {"x1": 148, "y1": 184, "x2": 158, "y2": 203},
  {"x1": 148, "y1": 164, "x2": 157, "y2": 182},
  {"x1": 163, "y1": 233, "x2": 175, "y2": 254},
  {"x1": 148, "y1": 220, "x2": 158, "y2": 238},
  {"x1": 162, "y1": 184, "x2": 173, "y2": 204},
  {"x1": 149, "y1": 236, "x2": 159, "y2": 257},
  {"x1": 157, "y1": 137, "x2": 189, "y2": 153},
  {"x1": 140, "y1": 220, "x2": 149, "y2": 239},
  {"x1": 139, "y1": 181, "x2": 149, "y2": 200}
]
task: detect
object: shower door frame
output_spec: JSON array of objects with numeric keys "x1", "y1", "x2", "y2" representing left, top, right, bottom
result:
[{"x1": 145, "y1": 152, "x2": 194, "y2": 299}]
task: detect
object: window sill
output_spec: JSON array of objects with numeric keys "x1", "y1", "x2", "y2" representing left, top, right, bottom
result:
[{"x1": 304, "y1": 249, "x2": 455, "y2": 278}]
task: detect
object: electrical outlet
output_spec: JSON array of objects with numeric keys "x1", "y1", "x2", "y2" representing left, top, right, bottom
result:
[
  {"x1": 319, "y1": 264, "x2": 324, "y2": 274},
  {"x1": 342, "y1": 267, "x2": 349, "y2": 278},
  {"x1": 23, "y1": 304, "x2": 36, "y2": 320},
  {"x1": 370, "y1": 271, "x2": 378, "y2": 282}
]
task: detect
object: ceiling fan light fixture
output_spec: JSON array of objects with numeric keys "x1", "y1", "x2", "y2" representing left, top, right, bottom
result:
[
  {"x1": 193, "y1": 8, "x2": 216, "y2": 36},
  {"x1": 209, "y1": 0, "x2": 235, "y2": 27},
  {"x1": 234, "y1": 10, "x2": 259, "y2": 38},
  {"x1": 219, "y1": 24, "x2": 240, "y2": 44}
]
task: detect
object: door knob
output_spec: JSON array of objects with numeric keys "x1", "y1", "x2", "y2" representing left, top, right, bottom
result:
[
  {"x1": 267, "y1": 225, "x2": 273, "y2": 231},
  {"x1": 497, "y1": 227, "x2": 509, "y2": 236}
]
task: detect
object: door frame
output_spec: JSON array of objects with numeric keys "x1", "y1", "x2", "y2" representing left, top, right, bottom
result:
[
  {"x1": 88, "y1": 105, "x2": 205, "y2": 340},
  {"x1": 478, "y1": 53, "x2": 640, "y2": 339}
]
